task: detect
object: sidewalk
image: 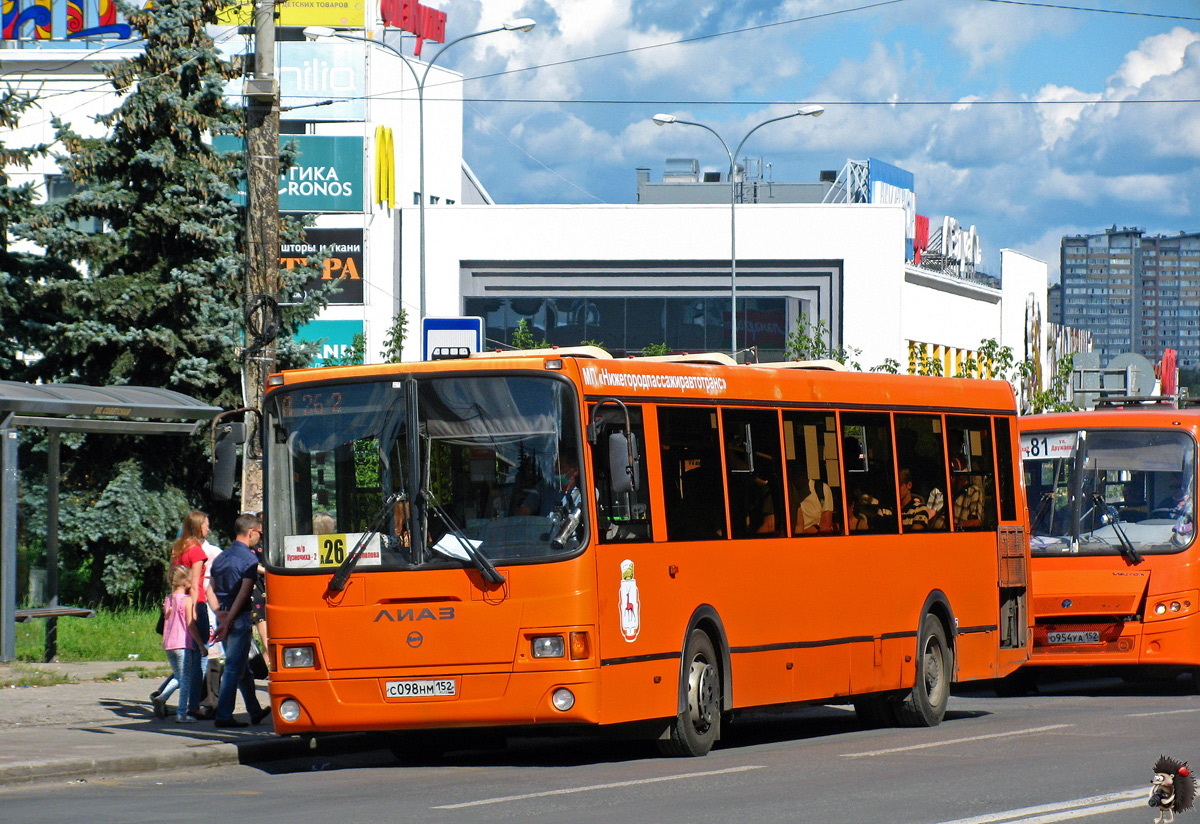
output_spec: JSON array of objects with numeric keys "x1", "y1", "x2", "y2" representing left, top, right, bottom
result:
[{"x1": 0, "y1": 661, "x2": 310, "y2": 786}]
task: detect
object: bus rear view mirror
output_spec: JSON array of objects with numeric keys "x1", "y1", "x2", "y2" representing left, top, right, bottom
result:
[
  {"x1": 212, "y1": 421, "x2": 247, "y2": 501},
  {"x1": 608, "y1": 432, "x2": 640, "y2": 495}
]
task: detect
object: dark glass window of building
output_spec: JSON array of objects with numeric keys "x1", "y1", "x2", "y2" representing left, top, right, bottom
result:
[{"x1": 466, "y1": 295, "x2": 787, "y2": 359}]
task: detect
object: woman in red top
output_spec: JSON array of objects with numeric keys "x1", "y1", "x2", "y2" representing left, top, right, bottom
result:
[{"x1": 170, "y1": 510, "x2": 213, "y2": 719}]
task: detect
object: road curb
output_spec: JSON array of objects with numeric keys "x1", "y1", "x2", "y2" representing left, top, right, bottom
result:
[{"x1": 0, "y1": 736, "x2": 312, "y2": 787}]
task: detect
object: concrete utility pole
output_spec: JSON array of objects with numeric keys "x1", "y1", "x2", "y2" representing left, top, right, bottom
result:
[{"x1": 241, "y1": 0, "x2": 279, "y2": 513}]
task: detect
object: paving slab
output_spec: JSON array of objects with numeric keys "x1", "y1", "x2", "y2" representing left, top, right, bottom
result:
[{"x1": 0, "y1": 661, "x2": 307, "y2": 786}]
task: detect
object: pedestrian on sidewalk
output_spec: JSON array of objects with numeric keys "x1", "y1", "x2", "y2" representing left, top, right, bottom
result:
[
  {"x1": 171, "y1": 510, "x2": 217, "y2": 720},
  {"x1": 156, "y1": 565, "x2": 207, "y2": 722},
  {"x1": 211, "y1": 513, "x2": 270, "y2": 729}
]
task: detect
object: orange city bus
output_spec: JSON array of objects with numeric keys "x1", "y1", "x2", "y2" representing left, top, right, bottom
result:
[
  {"x1": 257, "y1": 347, "x2": 1030, "y2": 756},
  {"x1": 1019, "y1": 404, "x2": 1200, "y2": 685}
]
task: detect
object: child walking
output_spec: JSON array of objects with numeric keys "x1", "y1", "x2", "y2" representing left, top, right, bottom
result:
[{"x1": 158, "y1": 565, "x2": 205, "y2": 723}]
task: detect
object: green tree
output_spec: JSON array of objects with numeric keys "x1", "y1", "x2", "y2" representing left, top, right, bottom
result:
[
  {"x1": 784, "y1": 317, "x2": 861, "y2": 370},
  {"x1": 640, "y1": 342, "x2": 671, "y2": 357},
  {"x1": 511, "y1": 318, "x2": 547, "y2": 350},
  {"x1": 0, "y1": 86, "x2": 71, "y2": 378},
  {"x1": 10, "y1": 0, "x2": 321, "y2": 602},
  {"x1": 380, "y1": 309, "x2": 407, "y2": 363}
]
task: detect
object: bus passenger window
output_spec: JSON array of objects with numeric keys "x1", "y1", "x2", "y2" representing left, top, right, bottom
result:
[
  {"x1": 841, "y1": 413, "x2": 899, "y2": 534},
  {"x1": 993, "y1": 416, "x2": 1018, "y2": 522},
  {"x1": 591, "y1": 404, "x2": 652, "y2": 543},
  {"x1": 659, "y1": 407, "x2": 726, "y2": 541},
  {"x1": 947, "y1": 417, "x2": 998, "y2": 531},
  {"x1": 783, "y1": 411, "x2": 842, "y2": 535},
  {"x1": 895, "y1": 413, "x2": 949, "y2": 533},
  {"x1": 722, "y1": 409, "x2": 785, "y2": 539}
]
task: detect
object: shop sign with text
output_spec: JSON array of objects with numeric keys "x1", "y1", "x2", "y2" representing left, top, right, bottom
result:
[{"x1": 281, "y1": 228, "x2": 364, "y2": 305}]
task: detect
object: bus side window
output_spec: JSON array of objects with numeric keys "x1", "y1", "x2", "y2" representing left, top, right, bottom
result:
[
  {"x1": 992, "y1": 416, "x2": 1018, "y2": 522},
  {"x1": 841, "y1": 412, "x2": 899, "y2": 534},
  {"x1": 783, "y1": 411, "x2": 843, "y2": 535},
  {"x1": 592, "y1": 404, "x2": 652, "y2": 544},
  {"x1": 895, "y1": 413, "x2": 949, "y2": 533},
  {"x1": 947, "y1": 416, "x2": 997, "y2": 531},
  {"x1": 659, "y1": 406, "x2": 726, "y2": 541},
  {"x1": 722, "y1": 408, "x2": 786, "y2": 539}
]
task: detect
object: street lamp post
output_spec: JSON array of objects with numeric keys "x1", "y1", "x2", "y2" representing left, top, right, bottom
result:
[
  {"x1": 652, "y1": 106, "x2": 823, "y2": 359},
  {"x1": 306, "y1": 19, "x2": 535, "y2": 334}
]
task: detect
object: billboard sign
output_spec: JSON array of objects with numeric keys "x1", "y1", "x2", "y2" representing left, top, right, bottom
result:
[
  {"x1": 214, "y1": 134, "x2": 364, "y2": 213},
  {"x1": 217, "y1": 0, "x2": 365, "y2": 27},
  {"x1": 281, "y1": 228, "x2": 364, "y2": 305},
  {"x1": 278, "y1": 43, "x2": 365, "y2": 122},
  {"x1": 867, "y1": 158, "x2": 916, "y2": 260},
  {"x1": 296, "y1": 319, "x2": 364, "y2": 366},
  {"x1": 2, "y1": 0, "x2": 136, "y2": 41}
]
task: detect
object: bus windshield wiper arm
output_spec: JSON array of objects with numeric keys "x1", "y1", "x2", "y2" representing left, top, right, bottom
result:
[
  {"x1": 328, "y1": 490, "x2": 404, "y2": 593},
  {"x1": 424, "y1": 489, "x2": 506, "y2": 586},
  {"x1": 1093, "y1": 493, "x2": 1144, "y2": 566}
]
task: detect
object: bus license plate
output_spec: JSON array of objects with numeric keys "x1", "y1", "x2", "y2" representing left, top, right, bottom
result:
[
  {"x1": 1047, "y1": 630, "x2": 1101, "y2": 645},
  {"x1": 385, "y1": 678, "x2": 456, "y2": 698}
]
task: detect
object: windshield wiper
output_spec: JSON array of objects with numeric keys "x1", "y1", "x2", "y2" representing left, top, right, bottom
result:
[
  {"x1": 1092, "y1": 493, "x2": 1144, "y2": 565},
  {"x1": 327, "y1": 490, "x2": 405, "y2": 593},
  {"x1": 424, "y1": 489, "x2": 506, "y2": 586}
]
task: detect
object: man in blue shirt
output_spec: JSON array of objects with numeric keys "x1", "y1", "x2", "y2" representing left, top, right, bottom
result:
[{"x1": 211, "y1": 513, "x2": 269, "y2": 728}]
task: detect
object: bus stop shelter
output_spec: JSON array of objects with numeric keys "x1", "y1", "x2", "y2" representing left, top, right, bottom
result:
[{"x1": 0, "y1": 381, "x2": 221, "y2": 662}]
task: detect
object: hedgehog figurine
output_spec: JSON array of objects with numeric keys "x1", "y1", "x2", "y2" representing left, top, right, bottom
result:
[{"x1": 1150, "y1": 755, "x2": 1195, "y2": 824}]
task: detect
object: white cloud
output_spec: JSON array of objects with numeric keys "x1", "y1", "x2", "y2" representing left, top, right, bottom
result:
[
  {"x1": 1108, "y1": 26, "x2": 1200, "y2": 95},
  {"x1": 944, "y1": 4, "x2": 1069, "y2": 73}
]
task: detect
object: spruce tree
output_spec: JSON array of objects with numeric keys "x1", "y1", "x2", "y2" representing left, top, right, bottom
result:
[{"x1": 15, "y1": 0, "x2": 320, "y2": 602}]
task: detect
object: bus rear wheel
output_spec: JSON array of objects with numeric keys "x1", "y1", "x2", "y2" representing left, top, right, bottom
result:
[
  {"x1": 657, "y1": 629, "x2": 721, "y2": 757},
  {"x1": 895, "y1": 614, "x2": 951, "y2": 727}
]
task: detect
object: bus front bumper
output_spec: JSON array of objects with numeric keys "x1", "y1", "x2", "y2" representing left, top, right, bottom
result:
[
  {"x1": 1028, "y1": 610, "x2": 1200, "y2": 667},
  {"x1": 267, "y1": 669, "x2": 601, "y2": 734}
]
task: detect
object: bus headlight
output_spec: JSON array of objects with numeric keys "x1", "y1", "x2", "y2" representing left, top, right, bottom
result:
[
  {"x1": 279, "y1": 699, "x2": 301, "y2": 723},
  {"x1": 283, "y1": 646, "x2": 315, "y2": 668},
  {"x1": 552, "y1": 688, "x2": 575, "y2": 711},
  {"x1": 532, "y1": 635, "x2": 565, "y2": 658}
]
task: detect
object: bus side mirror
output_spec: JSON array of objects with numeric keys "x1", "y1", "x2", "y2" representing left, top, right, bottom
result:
[
  {"x1": 212, "y1": 421, "x2": 247, "y2": 501},
  {"x1": 608, "y1": 432, "x2": 640, "y2": 495}
]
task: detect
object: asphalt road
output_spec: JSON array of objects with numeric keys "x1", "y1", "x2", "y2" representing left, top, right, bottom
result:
[{"x1": 3, "y1": 672, "x2": 1197, "y2": 824}]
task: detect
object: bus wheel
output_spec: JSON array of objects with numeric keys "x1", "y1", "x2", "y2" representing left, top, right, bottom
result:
[
  {"x1": 657, "y1": 629, "x2": 721, "y2": 757},
  {"x1": 895, "y1": 614, "x2": 951, "y2": 727},
  {"x1": 853, "y1": 694, "x2": 898, "y2": 727}
]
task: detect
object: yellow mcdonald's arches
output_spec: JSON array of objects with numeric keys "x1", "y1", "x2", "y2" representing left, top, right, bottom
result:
[{"x1": 374, "y1": 125, "x2": 395, "y2": 210}]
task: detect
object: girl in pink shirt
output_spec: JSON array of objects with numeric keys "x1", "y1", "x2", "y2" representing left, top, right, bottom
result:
[{"x1": 158, "y1": 565, "x2": 205, "y2": 722}]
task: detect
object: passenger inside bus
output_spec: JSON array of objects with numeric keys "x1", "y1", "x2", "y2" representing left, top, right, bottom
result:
[
  {"x1": 788, "y1": 461, "x2": 835, "y2": 535},
  {"x1": 951, "y1": 457, "x2": 984, "y2": 529},
  {"x1": 726, "y1": 431, "x2": 777, "y2": 537},
  {"x1": 899, "y1": 468, "x2": 929, "y2": 531}
]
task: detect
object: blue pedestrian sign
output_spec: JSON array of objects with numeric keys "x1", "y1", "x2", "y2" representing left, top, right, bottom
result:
[{"x1": 422, "y1": 316, "x2": 485, "y2": 361}]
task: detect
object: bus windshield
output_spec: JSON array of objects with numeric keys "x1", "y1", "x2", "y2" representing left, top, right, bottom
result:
[
  {"x1": 264, "y1": 373, "x2": 586, "y2": 573},
  {"x1": 1022, "y1": 428, "x2": 1195, "y2": 557}
]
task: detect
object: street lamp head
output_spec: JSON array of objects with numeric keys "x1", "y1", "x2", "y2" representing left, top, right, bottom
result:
[
  {"x1": 302, "y1": 26, "x2": 336, "y2": 40},
  {"x1": 797, "y1": 104, "x2": 825, "y2": 117},
  {"x1": 652, "y1": 114, "x2": 677, "y2": 126},
  {"x1": 504, "y1": 18, "x2": 537, "y2": 32}
]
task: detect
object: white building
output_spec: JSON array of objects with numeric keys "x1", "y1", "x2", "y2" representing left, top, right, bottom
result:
[{"x1": 3, "y1": 17, "x2": 1052, "y2": 394}]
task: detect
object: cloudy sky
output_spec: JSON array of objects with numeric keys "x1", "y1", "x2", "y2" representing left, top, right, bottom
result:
[{"x1": 402, "y1": 0, "x2": 1199, "y2": 281}]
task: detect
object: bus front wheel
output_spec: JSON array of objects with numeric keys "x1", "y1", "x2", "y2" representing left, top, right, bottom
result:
[
  {"x1": 657, "y1": 629, "x2": 721, "y2": 757},
  {"x1": 895, "y1": 614, "x2": 951, "y2": 727}
]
